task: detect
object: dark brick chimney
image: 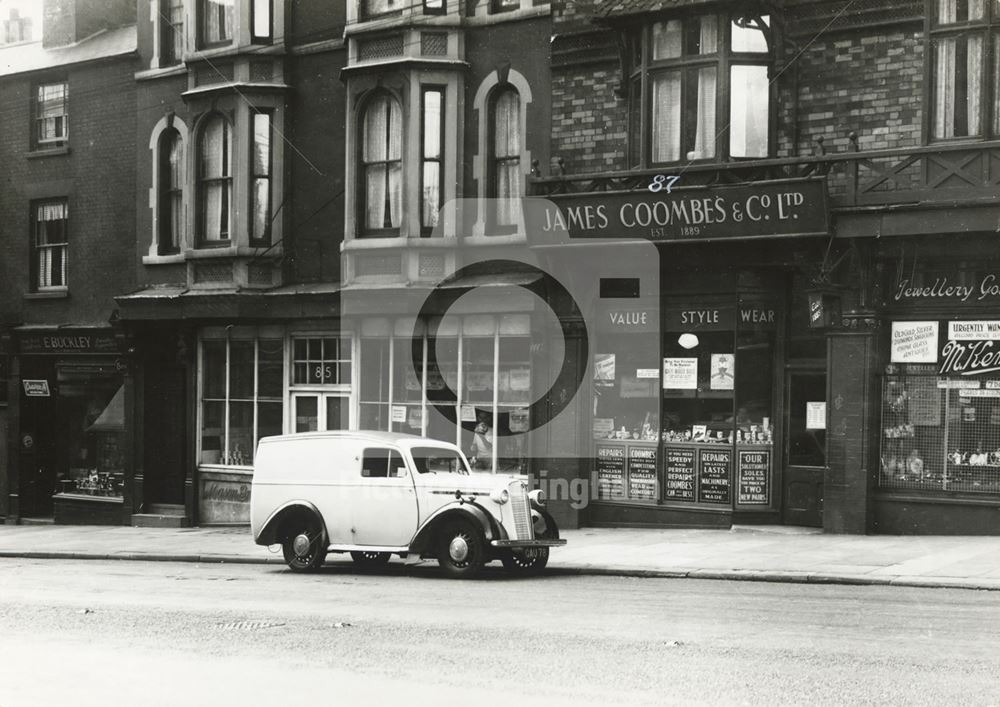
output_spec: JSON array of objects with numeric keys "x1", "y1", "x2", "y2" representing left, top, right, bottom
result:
[{"x1": 42, "y1": 0, "x2": 135, "y2": 48}]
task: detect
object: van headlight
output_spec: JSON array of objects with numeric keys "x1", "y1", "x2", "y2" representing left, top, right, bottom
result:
[
  {"x1": 528, "y1": 489, "x2": 546, "y2": 507},
  {"x1": 490, "y1": 488, "x2": 510, "y2": 505}
]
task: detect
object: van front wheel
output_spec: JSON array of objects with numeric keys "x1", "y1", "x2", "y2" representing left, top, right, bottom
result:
[
  {"x1": 435, "y1": 520, "x2": 486, "y2": 579},
  {"x1": 282, "y1": 516, "x2": 327, "y2": 572}
]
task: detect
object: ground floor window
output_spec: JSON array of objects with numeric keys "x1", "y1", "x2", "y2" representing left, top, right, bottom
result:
[
  {"x1": 357, "y1": 316, "x2": 530, "y2": 474},
  {"x1": 199, "y1": 327, "x2": 283, "y2": 466}
]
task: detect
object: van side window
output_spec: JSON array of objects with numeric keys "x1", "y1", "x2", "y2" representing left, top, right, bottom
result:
[{"x1": 361, "y1": 448, "x2": 406, "y2": 478}]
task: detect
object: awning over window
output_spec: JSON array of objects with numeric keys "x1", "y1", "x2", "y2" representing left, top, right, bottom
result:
[{"x1": 114, "y1": 283, "x2": 341, "y2": 322}]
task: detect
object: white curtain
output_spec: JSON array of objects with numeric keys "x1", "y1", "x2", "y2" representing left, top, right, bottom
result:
[
  {"x1": 730, "y1": 65, "x2": 769, "y2": 158},
  {"x1": 36, "y1": 202, "x2": 67, "y2": 288},
  {"x1": 699, "y1": 15, "x2": 718, "y2": 54},
  {"x1": 363, "y1": 95, "x2": 402, "y2": 230},
  {"x1": 493, "y1": 90, "x2": 521, "y2": 226},
  {"x1": 200, "y1": 116, "x2": 230, "y2": 240},
  {"x1": 966, "y1": 35, "x2": 982, "y2": 136},
  {"x1": 692, "y1": 67, "x2": 717, "y2": 159},
  {"x1": 652, "y1": 20, "x2": 681, "y2": 59},
  {"x1": 934, "y1": 38, "x2": 957, "y2": 138},
  {"x1": 652, "y1": 72, "x2": 681, "y2": 162},
  {"x1": 203, "y1": 0, "x2": 233, "y2": 42},
  {"x1": 166, "y1": 133, "x2": 183, "y2": 248}
]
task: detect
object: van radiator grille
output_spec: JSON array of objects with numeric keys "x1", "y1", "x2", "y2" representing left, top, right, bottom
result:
[{"x1": 509, "y1": 482, "x2": 533, "y2": 540}]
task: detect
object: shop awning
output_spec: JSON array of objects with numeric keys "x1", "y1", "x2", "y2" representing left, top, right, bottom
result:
[
  {"x1": 87, "y1": 385, "x2": 124, "y2": 432},
  {"x1": 114, "y1": 283, "x2": 341, "y2": 322}
]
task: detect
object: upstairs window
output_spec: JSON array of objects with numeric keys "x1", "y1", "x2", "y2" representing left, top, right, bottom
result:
[
  {"x1": 362, "y1": 0, "x2": 400, "y2": 20},
  {"x1": 198, "y1": 114, "x2": 232, "y2": 245},
  {"x1": 421, "y1": 88, "x2": 445, "y2": 233},
  {"x1": 159, "y1": 129, "x2": 184, "y2": 254},
  {"x1": 31, "y1": 200, "x2": 69, "y2": 291},
  {"x1": 492, "y1": 0, "x2": 519, "y2": 13},
  {"x1": 3, "y1": 10, "x2": 31, "y2": 43},
  {"x1": 35, "y1": 82, "x2": 68, "y2": 148},
  {"x1": 161, "y1": 0, "x2": 184, "y2": 64},
  {"x1": 252, "y1": 0, "x2": 272, "y2": 41},
  {"x1": 360, "y1": 93, "x2": 402, "y2": 235},
  {"x1": 627, "y1": 12, "x2": 771, "y2": 166},
  {"x1": 489, "y1": 86, "x2": 522, "y2": 229},
  {"x1": 928, "y1": 0, "x2": 1000, "y2": 139},
  {"x1": 251, "y1": 110, "x2": 272, "y2": 245},
  {"x1": 424, "y1": 0, "x2": 445, "y2": 13},
  {"x1": 199, "y1": 0, "x2": 233, "y2": 46}
]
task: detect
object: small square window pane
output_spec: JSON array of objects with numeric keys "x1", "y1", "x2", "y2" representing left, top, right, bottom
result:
[
  {"x1": 731, "y1": 15, "x2": 769, "y2": 53},
  {"x1": 686, "y1": 16, "x2": 717, "y2": 55},
  {"x1": 730, "y1": 65, "x2": 770, "y2": 157}
]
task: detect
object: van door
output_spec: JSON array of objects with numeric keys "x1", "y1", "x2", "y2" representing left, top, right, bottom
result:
[{"x1": 351, "y1": 447, "x2": 418, "y2": 546}]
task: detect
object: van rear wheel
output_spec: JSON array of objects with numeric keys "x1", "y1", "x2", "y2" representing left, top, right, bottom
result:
[
  {"x1": 350, "y1": 551, "x2": 391, "y2": 566},
  {"x1": 281, "y1": 516, "x2": 327, "y2": 572}
]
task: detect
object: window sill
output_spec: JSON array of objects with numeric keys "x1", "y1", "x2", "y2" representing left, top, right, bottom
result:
[
  {"x1": 24, "y1": 290, "x2": 69, "y2": 300},
  {"x1": 465, "y1": 4, "x2": 551, "y2": 25},
  {"x1": 27, "y1": 146, "x2": 70, "y2": 159},
  {"x1": 136, "y1": 64, "x2": 187, "y2": 81},
  {"x1": 142, "y1": 253, "x2": 186, "y2": 265}
]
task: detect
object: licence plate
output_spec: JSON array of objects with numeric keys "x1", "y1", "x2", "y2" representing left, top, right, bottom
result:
[{"x1": 522, "y1": 547, "x2": 541, "y2": 559}]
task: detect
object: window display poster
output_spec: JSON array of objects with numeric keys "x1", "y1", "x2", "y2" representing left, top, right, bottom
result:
[
  {"x1": 699, "y1": 449, "x2": 732, "y2": 504},
  {"x1": 594, "y1": 353, "x2": 615, "y2": 381},
  {"x1": 664, "y1": 446, "x2": 695, "y2": 500},
  {"x1": 390, "y1": 405, "x2": 407, "y2": 423},
  {"x1": 509, "y1": 407, "x2": 530, "y2": 433},
  {"x1": 805, "y1": 402, "x2": 826, "y2": 430},
  {"x1": 407, "y1": 407, "x2": 423, "y2": 429},
  {"x1": 710, "y1": 353, "x2": 735, "y2": 390},
  {"x1": 737, "y1": 449, "x2": 770, "y2": 505},
  {"x1": 948, "y1": 321, "x2": 1000, "y2": 340},
  {"x1": 620, "y1": 374, "x2": 657, "y2": 398},
  {"x1": 663, "y1": 357, "x2": 697, "y2": 389},
  {"x1": 907, "y1": 377, "x2": 941, "y2": 426},
  {"x1": 460, "y1": 404, "x2": 477, "y2": 422},
  {"x1": 509, "y1": 368, "x2": 530, "y2": 391},
  {"x1": 627, "y1": 446, "x2": 658, "y2": 500},
  {"x1": 890, "y1": 321, "x2": 939, "y2": 363},
  {"x1": 593, "y1": 418, "x2": 615, "y2": 435},
  {"x1": 595, "y1": 444, "x2": 626, "y2": 500}
]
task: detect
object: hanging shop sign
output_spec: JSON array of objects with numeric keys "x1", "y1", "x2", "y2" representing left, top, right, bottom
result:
[
  {"x1": 526, "y1": 179, "x2": 828, "y2": 243},
  {"x1": 22, "y1": 380, "x2": 50, "y2": 397}
]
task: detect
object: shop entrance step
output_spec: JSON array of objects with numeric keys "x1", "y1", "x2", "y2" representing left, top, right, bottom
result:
[
  {"x1": 18, "y1": 516, "x2": 55, "y2": 526},
  {"x1": 147, "y1": 503, "x2": 185, "y2": 516},
  {"x1": 132, "y1": 512, "x2": 188, "y2": 528}
]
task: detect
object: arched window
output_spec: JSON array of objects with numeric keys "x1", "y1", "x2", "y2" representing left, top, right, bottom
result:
[
  {"x1": 360, "y1": 93, "x2": 402, "y2": 235},
  {"x1": 198, "y1": 113, "x2": 232, "y2": 245},
  {"x1": 159, "y1": 129, "x2": 183, "y2": 254},
  {"x1": 488, "y1": 86, "x2": 521, "y2": 228}
]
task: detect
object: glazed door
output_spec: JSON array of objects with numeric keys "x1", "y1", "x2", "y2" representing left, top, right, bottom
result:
[
  {"x1": 292, "y1": 394, "x2": 350, "y2": 432},
  {"x1": 782, "y1": 370, "x2": 826, "y2": 527}
]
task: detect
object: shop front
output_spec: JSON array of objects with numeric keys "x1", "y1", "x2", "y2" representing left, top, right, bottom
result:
[
  {"x1": 8, "y1": 327, "x2": 130, "y2": 525},
  {"x1": 875, "y1": 255, "x2": 1000, "y2": 534}
]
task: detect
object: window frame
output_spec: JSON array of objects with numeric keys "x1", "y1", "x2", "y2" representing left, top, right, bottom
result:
[
  {"x1": 250, "y1": 109, "x2": 273, "y2": 247},
  {"x1": 158, "y1": 128, "x2": 184, "y2": 255},
  {"x1": 361, "y1": 0, "x2": 402, "y2": 21},
  {"x1": 251, "y1": 0, "x2": 273, "y2": 43},
  {"x1": 491, "y1": 0, "x2": 520, "y2": 14},
  {"x1": 420, "y1": 86, "x2": 446, "y2": 236},
  {"x1": 358, "y1": 91, "x2": 403, "y2": 237},
  {"x1": 161, "y1": 0, "x2": 185, "y2": 66},
  {"x1": 627, "y1": 11, "x2": 773, "y2": 167},
  {"x1": 198, "y1": 0, "x2": 234, "y2": 48},
  {"x1": 30, "y1": 198, "x2": 69, "y2": 292},
  {"x1": 925, "y1": 0, "x2": 999, "y2": 142},
  {"x1": 196, "y1": 112, "x2": 233, "y2": 247},
  {"x1": 424, "y1": 0, "x2": 446, "y2": 15},
  {"x1": 486, "y1": 85, "x2": 522, "y2": 234},
  {"x1": 33, "y1": 81, "x2": 68, "y2": 149}
]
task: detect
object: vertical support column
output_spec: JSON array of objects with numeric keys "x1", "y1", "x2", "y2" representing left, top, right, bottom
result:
[
  {"x1": 183, "y1": 328, "x2": 198, "y2": 525},
  {"x1": 4, "y1": 349, "x2": 19, "y2": 524},
  {"x1": 825, "y1": 324, "x2": 879, "y2": 533},
  {"x1": 122, "y1": 355, "x2": 140, "y2": 522}
]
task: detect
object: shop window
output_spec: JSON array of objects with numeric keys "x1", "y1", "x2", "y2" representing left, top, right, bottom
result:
[
  {"x1": 159, "y1": 129, "x2": 183, "y2": 254},
  {"x1": 421, "y1": 87, "x2": 445, "y2": 234},
  {"x1": 197, "y1": 113, "x2": 232, "y2": 246},
  {"x1": 251, "y1": 110, "x2": 272, "y2": 245},
  {"x1": 34, "y1": 81, "x2": 68, "y2": 149},
  {"x1": 360, "y1": 92, "x2": 402, "y2": 236},
  {"x1": 161, "y1": 0, "x2": 184, "y2": 65},
  {"x1": 200, "y1": 334, "x2": 283, "y2": 466},
  {"x1": 627, "y1": 12, "x2": 771, "y2": 166},
  {"x1": 927, "y1": 0, "x2": 1000, "y2": 139},
  {"x1": 252, "y1": 0, "x2": 272, "y2": 42},
  {"x1": 31, "y1": 200, "x2": 69, "y2": 291},
  {"x1": 292, "y1": 337, "x2": 351, "y2": 385},
  {"x1": 488, "y1": 86, "x2": 522, "y2": 230},
  {"x1": 199, "y1": 0, "x2": 233, "y2": 47},
  {"x1": 880, "y1": 373, "x2": 1000, "y2": 494}
]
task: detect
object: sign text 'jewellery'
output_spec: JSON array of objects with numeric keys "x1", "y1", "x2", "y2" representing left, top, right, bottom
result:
[
  {"x1": 528, "y1": 179, "x2": 828, "y2": 242},
  {"x1": 893, "y1": 274, "x2": 1000, "y2": 303}
]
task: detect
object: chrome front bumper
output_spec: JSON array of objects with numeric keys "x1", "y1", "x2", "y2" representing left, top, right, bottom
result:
[{"x1": 491, "y1": 539, "x2": 567, "y2": 548}]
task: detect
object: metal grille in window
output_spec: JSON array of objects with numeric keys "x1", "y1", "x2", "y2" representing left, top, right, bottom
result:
[
  {"x1": 418, "y1": 254, "x2": 446, "y2": 278},
  {"x1": 193, "y1": 262, "x2": 232, "y2": 283},
  {"x1": 249, "y1": 61, "x2": 273, "y2": 82},
  {"x1": 880, "y1": 374, "x2": 1000, "y2": 494},
  {"x1": 195, "y1": 64, "x2": 234, "y2": 86},
  {"x1": 358, "y1": 34, "x2": 404, "y2": 61},
  {"x1": 355, "y1": 254, "x2": 401, "y2": 276},
  {"x1": 421, "y1": 32, "x2": 448, "y2": 56}
]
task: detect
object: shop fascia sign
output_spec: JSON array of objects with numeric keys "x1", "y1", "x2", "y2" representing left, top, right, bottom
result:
[
  {"x1": 525, "y1": 178, "x2": 828, "y2": 243},
  {"x1": 892, "y1": 273, "x2": 1000, "y2": 303},
  {"x1": 19, "y1": 331, "x2": 119, "y2": 355}
]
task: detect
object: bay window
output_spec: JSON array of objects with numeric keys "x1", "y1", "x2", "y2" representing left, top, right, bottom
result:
[
  {"x1": 198, "y1": 113, "x2": 232, "y2": 245},
  {"x1": 421, "y1": 88, "x2": 445, "y2": 233},
  {"x1": 628, "y1": 12, "x2": 771, "y2": 166},
  {"x1": 251, "y1": 111, "x2": 272, "y2": 245},
  {"x1": 360, "y1": 92, "x2": 403, "y2": 235},
  {"x1": 200, "y1": 0, "x2": 234, "y2": 46}
]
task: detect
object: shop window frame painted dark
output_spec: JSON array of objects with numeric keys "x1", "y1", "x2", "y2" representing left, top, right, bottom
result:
[
  {"x1": 925, "y1": 0, "x2": 1000, "y2": 142},
  {"x1": 625, "y1": 11, "x2": 773, "y2": 169}
]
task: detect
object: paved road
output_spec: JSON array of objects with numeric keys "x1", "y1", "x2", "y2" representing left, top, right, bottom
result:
[{"x1": 1, "y1": 558, "x2": 998, "y2": 706}]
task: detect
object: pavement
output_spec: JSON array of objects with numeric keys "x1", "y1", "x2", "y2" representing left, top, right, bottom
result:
[{"x1": 3, "y1": 523, "x2": 1000, "y2": 591}]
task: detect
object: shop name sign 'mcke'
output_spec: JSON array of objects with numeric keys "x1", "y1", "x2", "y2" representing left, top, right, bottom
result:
[{"x1": 527, "y1": 178, "x2": 828, "y2": 243}]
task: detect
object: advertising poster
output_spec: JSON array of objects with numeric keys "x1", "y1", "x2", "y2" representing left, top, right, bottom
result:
[
  {"x1": 699, "y1": 449, "x2": 732, "y2": 504},
  {"x1": 509, "y1": 407, "x2": 530, "y2": 433},
  {"x1": 594, "y1": 353, "x2": 616, "y2": 381},
  {"x1": 890, "y1": 321, "x2": 939, "y2": 363},
  {"x1": 709, "y1": 353, "x2": 735, "y2": 390},
  {"x1": 805, "y1": 402, "x2": 826, "y2": 430},
  {"x1": 595, "y1": 444, "x2": 625, "y2": 499},
  {"x1": 664, "y1": 446, "x2": 696, "y2": 500},
  {"x1": 737, "y1": 449, "x2": 770, "y2": 505},
  {"x1": 627, "y1": 446, "x2": 658, "y2": 500},
  {"x1": 663, "y1": 357, "x2": 698, "y2": 389}
]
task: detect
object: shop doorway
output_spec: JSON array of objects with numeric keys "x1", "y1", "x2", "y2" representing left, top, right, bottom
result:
[
  {"x1": 293, "y1": 393, "x2": 350, "y2": 432},
  {"x1": 782, "y1": 370, "x2": 826, "y2": 527}
]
